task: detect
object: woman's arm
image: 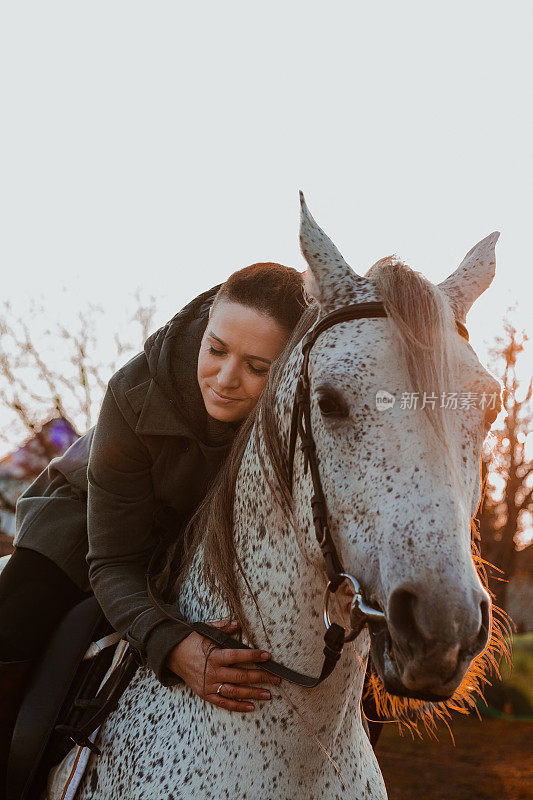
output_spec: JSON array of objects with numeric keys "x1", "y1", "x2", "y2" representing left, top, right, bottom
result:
[
  {"x1": 87, "y1": 385, "x2": 281, "y2": 707},
  {"x1": 87, "y1": 385, "x2": 192, "y2": 685}
]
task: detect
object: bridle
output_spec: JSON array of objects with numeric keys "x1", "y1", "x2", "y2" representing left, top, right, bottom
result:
[
  {"x1": 286, "y1": 300, "x2": 469, "y2": 646},
  {"x1": 147, "y1": 299, "x2": 470, "y2": 687}
]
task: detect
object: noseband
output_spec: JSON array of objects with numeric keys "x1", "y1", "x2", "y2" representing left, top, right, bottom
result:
[
  {"x1": 287, "y1": 301, "x2": 469, "y2": 642},
  {"x1": 148, "y1": 300, "x2": 469, "y2": 687}
]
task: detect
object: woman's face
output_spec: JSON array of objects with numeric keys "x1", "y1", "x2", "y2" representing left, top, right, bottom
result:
[{"x1": 197, "y1": 300, "x2": 290, "y2": 422}]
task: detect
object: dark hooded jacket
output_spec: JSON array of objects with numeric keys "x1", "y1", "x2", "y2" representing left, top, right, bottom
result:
[{"x1": 15, "y1": 285, "x2": 241, "y2": 684}]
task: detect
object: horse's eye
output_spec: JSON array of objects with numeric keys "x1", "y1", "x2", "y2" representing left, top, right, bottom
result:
[{"x1": 317, "y1": 391, "x2": 348, "y2": 418}]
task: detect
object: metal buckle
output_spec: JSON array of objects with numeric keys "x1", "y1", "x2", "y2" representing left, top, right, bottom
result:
[{"x1": 323, "y1": 573, "x2": 386, "y2": 643}]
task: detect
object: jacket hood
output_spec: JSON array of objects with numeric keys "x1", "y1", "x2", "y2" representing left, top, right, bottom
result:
[{"x1": 143, "y1": 285, "x2": 241, "y2": 447}]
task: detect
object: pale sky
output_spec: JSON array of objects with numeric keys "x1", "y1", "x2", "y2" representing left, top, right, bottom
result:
[{"x1": 1, "y1": 1, "x2": 532, "y2": 456}]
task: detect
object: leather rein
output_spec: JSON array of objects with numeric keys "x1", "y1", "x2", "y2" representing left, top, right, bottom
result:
[{"x1": 148, "y1": 300, "x2": 470, "y2": 687}]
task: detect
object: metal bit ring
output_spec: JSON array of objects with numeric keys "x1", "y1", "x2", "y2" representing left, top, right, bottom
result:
[{"x1": 323, "y1": 572, "x2": 386, "y2": 643}]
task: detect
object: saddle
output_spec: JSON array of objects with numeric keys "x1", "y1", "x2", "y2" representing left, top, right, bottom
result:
[{"x1": 6, "y1": 597, "x2": 137, "y2": 800}]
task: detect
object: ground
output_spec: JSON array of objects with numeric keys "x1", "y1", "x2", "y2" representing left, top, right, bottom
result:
[{"x1": 376, "y1": 716, "x2": 532, "y2": 800}]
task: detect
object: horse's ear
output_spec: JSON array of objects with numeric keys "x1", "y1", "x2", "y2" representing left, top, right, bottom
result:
[
  {"x1": 299, "y1": 191, "x2": 366, "y2": 308},
  {"x1": 438, "y1": 232, "x2": 500, "y2": 323},
  {"x1": 301, "y1": 269, "x2": 320, "y2": 302}
]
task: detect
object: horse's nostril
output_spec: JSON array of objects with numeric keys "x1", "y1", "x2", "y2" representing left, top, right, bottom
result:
[
  {"x1": 388, "y1": 587, "x2": 423, "y2": 652},
  {"x1": 471, "y1": 596, "x2": 491, "y2": 657},
  {"x1": 480, "y1": 596, "x2": 490, "y2": 631}
]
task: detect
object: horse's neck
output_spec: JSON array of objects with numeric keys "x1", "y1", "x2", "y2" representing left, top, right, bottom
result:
[
  {"x1": 179, "y1": 342, "x2": 369, "y2": 745},
  {"x1": 230, "y1": 415, "x2": 369, "y2": 741}
]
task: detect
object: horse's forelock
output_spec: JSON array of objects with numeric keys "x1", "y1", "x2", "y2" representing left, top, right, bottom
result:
[{"x1": 366, "y1": 256, "x2": 467, "y2": 510}]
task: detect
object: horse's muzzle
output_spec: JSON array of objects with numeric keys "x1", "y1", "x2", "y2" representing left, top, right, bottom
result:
[{"x1": 367, "y1": 588, "x2": 491, "y2": 701}]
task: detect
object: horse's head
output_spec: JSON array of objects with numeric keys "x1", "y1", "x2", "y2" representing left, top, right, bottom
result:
[{"x1": 293, "y1": 193, "x2": 502, "y2": 702}]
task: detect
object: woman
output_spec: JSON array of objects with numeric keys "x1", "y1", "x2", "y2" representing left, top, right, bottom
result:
[
  {"x1": 86, "y1": 263, "x2": 307, "y2": 701},
  {"x1": 0, "y1": 263, "x2": 308, "y2": 787}
]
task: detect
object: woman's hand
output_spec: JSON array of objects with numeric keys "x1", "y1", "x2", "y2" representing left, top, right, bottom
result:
[{"x1": 165, "y1": 620, "x2": 281, "y2": 712}]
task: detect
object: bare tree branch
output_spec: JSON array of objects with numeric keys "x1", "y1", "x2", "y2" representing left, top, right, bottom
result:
[
  {"x1": 481, "y1": 312, "x2": 533, "y2": 608},
  {"x1": 0, "y1": 292, "x2": 158, "y2": 452}
]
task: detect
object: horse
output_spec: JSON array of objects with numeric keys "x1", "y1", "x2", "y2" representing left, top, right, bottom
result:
[{"x1": 53, "y1": 195, "x2": 505, "y2": 800}]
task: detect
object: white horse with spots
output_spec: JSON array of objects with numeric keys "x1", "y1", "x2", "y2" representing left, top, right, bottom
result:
[{"x1": 53, "y1": 197, "x2": 502, "y2": 800}]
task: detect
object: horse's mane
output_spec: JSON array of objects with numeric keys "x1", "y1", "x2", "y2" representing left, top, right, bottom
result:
[
  {"x1": 156, "y1": 259, "x2": 510, "y2": 734},
  {"x1": 154, "y1": 302, "x2": 319, "y2": 624}
]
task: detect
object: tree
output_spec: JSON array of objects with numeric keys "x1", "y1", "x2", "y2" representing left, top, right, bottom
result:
[
  {"x1": 0, "y1": 291, "x2": 158, "y2": 535},
  {"x1": 478, "y1": 316, "x2": 533, "y2": 609},
  {"x1": 0, "y1": 290, "x2": 157, "y2": 451}
]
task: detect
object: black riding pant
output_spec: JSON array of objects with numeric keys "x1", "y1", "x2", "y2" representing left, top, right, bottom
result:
[{"x1": 0, "y1": 548, "x2": 89, "y2": 662}]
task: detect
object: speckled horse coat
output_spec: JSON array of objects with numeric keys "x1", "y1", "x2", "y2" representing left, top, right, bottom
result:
[{"x1": 69, "y1": 196, "x2": 501, "y2": 800}]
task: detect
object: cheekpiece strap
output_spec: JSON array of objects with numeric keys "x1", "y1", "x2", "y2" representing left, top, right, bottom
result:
[{"x1": 286, "y1": 299, "x2": 470, "y2": 588}]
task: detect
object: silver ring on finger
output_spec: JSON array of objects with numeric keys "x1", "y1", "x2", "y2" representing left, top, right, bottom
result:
[{"x1": 216, "y1": 683, "x2": 224, "y2": 696}]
